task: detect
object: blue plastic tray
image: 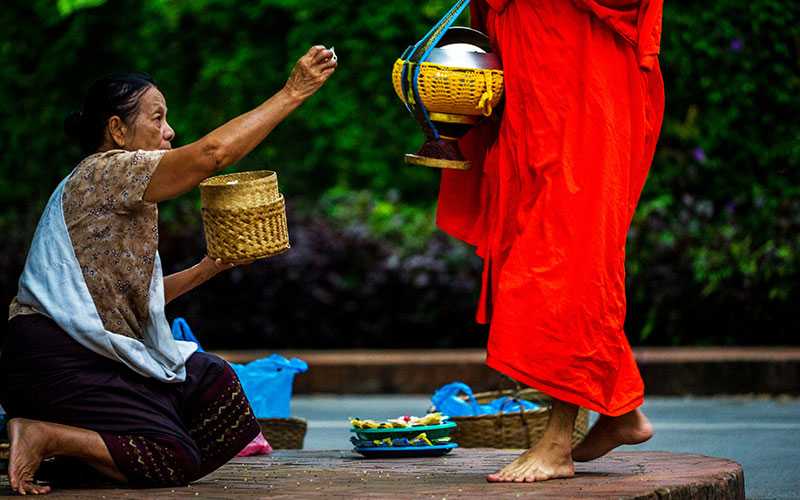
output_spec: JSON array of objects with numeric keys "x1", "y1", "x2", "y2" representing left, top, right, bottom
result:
[
  {"x1": 350, "y1": 421, "x2": 456, "y2": 440},
  {"x1": 353, "y1": 443, "x2": 458, "y2": 459}
]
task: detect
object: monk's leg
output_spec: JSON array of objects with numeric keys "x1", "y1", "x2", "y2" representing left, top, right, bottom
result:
[
  {"x1": 7, "y1": 418, "x2": 124, "y2": 495},
  {"x1": 486, "y1": 399, "x2": 577, "y2": 483},
  {"x1": 572, "y1": 408, "x2": 653, "y2": 462}
]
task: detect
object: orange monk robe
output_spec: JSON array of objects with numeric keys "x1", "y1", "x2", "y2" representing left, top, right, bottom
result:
[{"x1": 436, "y1": 0, "x2": 665, "y2": 416}]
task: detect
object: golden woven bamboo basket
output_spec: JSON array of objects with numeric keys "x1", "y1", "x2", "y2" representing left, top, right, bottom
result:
[
  {"x1": 449, "y1": 388, "x2": 589, "y2": 449},
  {"x1": 200, "y1": 170, "x2": 279, "y2": 209},
  {"x1": 392, "y1": 59, "x2": 504, "y2": 117},
  {"x1": 258, "y1": 417, "x2": 307, "y2": 449},
  {"x1": 200, "y1": 170, "x2": 289, "y2": 264}
]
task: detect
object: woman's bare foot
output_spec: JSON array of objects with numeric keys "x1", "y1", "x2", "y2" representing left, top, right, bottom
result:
[
  {"x1": 7, "y1": 417, "x2": 124, "y2": 493},
  {"x1": 486, "y1": 438, "x2": 575, "y2": 483},
  {"x1": 8, "y1": 418, "x2": 54, "y2": 495},
  {"x1": 571, "y1": 408, "x2": 653, "y2": 462}
]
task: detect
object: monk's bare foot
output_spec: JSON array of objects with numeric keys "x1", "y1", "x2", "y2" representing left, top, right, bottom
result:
[
  {"x1": 572, "y1": 409, "x2": 653, "y2": 462},
  {"x1": 8, "y1": 418, "x2": 54, "y2": 495},
  {"x1": 486, "y1": 439, "x2": 575, "y2": 483}
]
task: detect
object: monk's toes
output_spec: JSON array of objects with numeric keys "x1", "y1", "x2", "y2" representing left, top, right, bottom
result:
[{"x1": 487, "y1": 470, "x2": 517, "y2": 483}]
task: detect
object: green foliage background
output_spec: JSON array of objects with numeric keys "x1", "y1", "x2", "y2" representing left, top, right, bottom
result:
[{"x1": 0, "y1": 0, "x2": 798, "y2": 347}]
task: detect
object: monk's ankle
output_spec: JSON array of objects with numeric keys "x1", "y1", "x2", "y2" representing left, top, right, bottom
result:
[{"x1": 538, "y1": 436, "x2": 573, "y2": 455}]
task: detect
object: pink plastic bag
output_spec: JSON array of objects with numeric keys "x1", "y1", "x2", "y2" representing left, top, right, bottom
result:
[{"x1": 236, "y1": 431, "x2": 273, "y2": 457}]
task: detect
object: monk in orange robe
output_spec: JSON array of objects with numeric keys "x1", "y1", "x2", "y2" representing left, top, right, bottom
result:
[{"x1": 436, "y1": 0, "x2": 665, "y2": 482}]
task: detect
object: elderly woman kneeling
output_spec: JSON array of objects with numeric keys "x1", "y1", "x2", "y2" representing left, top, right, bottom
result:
[{"x1": 0, "y1": 46, "x2": 336, "y2": 495}]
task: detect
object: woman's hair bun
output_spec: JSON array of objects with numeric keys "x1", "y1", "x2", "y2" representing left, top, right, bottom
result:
[{"x1": 64, "y1": 110, "x2": 84, "y2": 140}]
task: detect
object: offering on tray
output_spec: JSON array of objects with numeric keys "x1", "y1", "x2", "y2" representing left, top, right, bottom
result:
[{"x1": 349, "y1": 412, "x2": 445, "y2": 429}]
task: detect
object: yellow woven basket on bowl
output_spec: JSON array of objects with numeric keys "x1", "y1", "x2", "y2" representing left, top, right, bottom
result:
[
  {"x1": 392, "y1": 59, "x2": 504, "y2": 117},
  {"x1": 200, "y1": 170, "x2": 290, "y2": 264}
]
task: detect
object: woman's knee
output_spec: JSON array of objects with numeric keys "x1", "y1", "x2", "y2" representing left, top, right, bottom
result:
[{"x1": 185, "y1": 352, "x2": 231, "y2": 381}]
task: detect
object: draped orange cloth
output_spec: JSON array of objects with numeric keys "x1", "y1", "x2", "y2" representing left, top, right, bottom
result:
[{"x1": 436, "y1": 0, "x2": 664, "y2": 416}]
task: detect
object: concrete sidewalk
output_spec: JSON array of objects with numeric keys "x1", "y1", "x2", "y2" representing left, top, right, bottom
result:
[{"x1": 215, "y1": 347, "x2": 800, "y2": 395}]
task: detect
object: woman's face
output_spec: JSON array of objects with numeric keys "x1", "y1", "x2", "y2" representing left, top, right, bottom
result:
[{"x1": 124, "y1": 86, "x2": 175, "y2": 151}]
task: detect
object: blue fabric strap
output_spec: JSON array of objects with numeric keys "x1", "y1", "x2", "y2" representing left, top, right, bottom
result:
[{"x1": 400, "y1": 0, "x2": 471, "y2": 139}]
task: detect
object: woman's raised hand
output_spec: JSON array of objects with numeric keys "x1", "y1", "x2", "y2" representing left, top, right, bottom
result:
[
  {"x1": 145, "y1": 46, "x2": 336, "y2": 204},
  {"x1": 283, "y1": 45, "x2": 337, "y2": 102}
]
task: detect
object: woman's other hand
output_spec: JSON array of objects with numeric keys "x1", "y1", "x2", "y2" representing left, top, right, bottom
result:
[
  {"x1": 163, "y1": 256, "x2": 252, "y2": 304},
  {"x1": 200, "y1": 256, "x2": 253, "y2": 278},
  {"x1": 283, "y1": 45, "x2": 337, "y2": 102}
]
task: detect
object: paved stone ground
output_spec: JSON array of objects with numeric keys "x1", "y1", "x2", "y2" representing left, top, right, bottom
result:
[
  {"x1": 293, "y1": 395, "x2": 800, "y2": 499},
  {"x1": 0, "y1": 450, "x2": 742, "y2": 499}
]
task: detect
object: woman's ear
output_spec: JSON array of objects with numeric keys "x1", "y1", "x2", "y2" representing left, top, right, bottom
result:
[{"x1": 107, "y1": 115, "x2": 127, "y2": 148}]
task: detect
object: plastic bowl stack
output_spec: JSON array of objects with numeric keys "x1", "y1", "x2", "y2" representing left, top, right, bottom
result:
[{"x1": 349, "y1": 413, "x2": 458, "y2": 458}]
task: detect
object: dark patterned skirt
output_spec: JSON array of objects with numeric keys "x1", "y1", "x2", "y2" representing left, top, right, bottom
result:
[{"x1": 0, "y1": 314, "x2": 260, "y2": 487}]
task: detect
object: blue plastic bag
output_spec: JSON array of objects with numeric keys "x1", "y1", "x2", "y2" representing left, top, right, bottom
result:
[
  {"x1": 431, "y1": 381, "x2": 489, "y2": 416},
  {"x1": 230, "y1": 355, "x2": 308, "y2": 418},
  {"x1": 170, "y1": 318, "x2": 307, "y2": 418},
  {"x1": 431, "y1": 382, "x2": 539, "y2": 417},
  {"x1": 171, "y1": 317, "x2": 204, "y2": 352}
]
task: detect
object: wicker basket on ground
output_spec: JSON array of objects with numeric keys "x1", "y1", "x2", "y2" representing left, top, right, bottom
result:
[
  {"x1": 449, "y1": 388, "x2": 589, "y2": 448},
  {"x1": 257, "y1": 417, "x2": 307, "y2": 450},
  {"x1": 200, "y1": 170, "x2": 289, "y2": 264}
]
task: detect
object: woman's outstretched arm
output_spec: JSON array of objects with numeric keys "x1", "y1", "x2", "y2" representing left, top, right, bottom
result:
[{"x1": 143, "y1": 45, "x2": 336, "y2": 203}]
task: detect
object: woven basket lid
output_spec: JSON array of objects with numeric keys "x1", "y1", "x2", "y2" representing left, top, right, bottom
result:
[{"x1": 200, "y1": 170, "x2": 279, "y2": 210}]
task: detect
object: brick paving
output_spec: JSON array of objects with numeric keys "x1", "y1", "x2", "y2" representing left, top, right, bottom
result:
[{"x1": 1, "y1": 450, "x2": 744, "y2": 499}]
